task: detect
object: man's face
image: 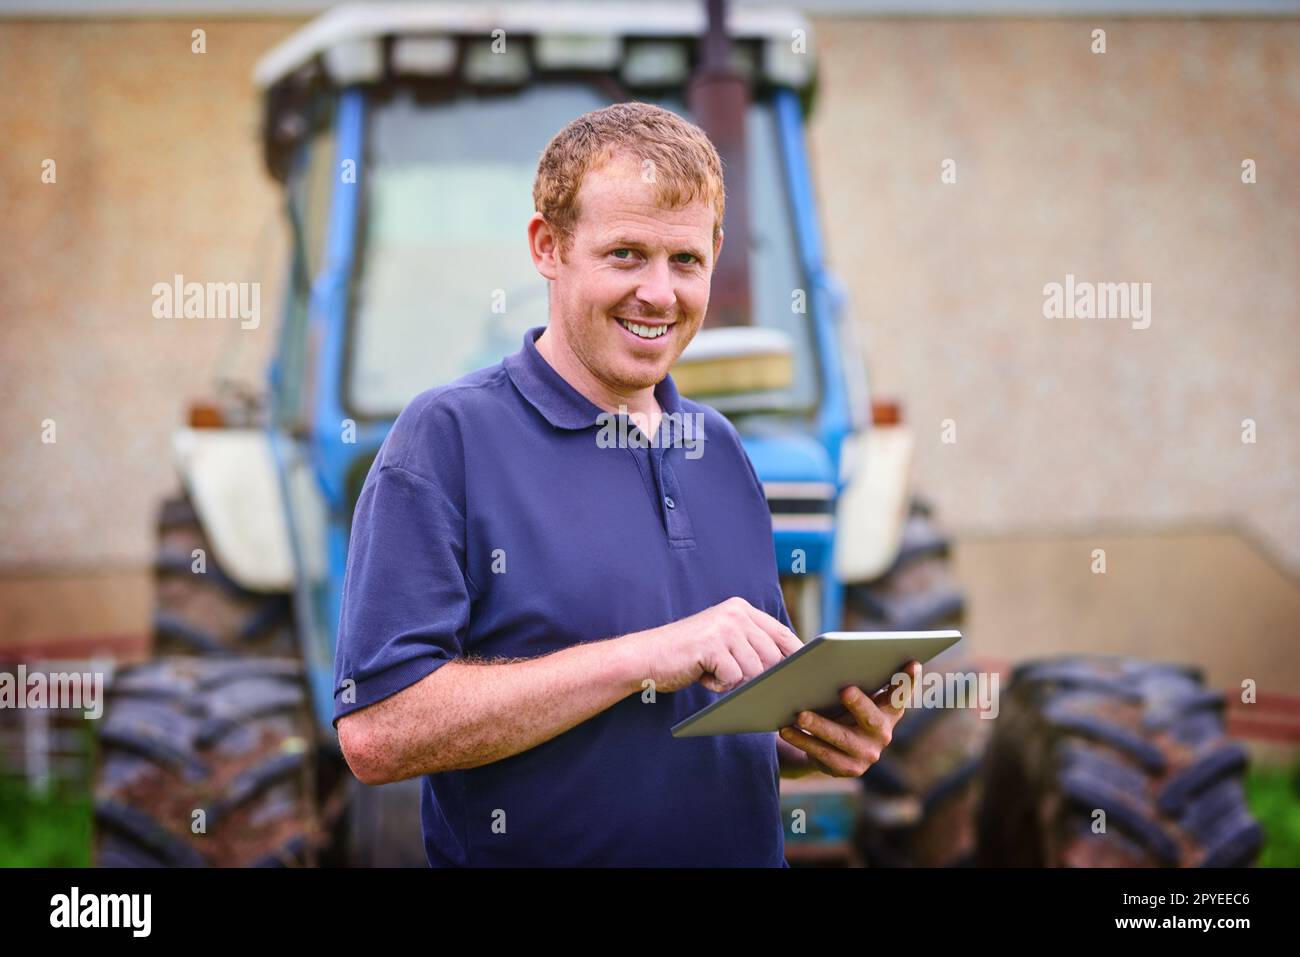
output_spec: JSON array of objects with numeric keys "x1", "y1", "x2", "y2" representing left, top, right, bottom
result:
[{"x1": 532, "y1": 151, "x2": 721, "y2": 394}]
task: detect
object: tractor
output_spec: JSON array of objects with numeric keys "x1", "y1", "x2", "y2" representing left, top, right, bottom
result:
[{"x1": 91, "y1": 2, "x2": 1262, "y2": 868}]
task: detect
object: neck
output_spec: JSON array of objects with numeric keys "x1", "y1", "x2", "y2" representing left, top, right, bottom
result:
[{"x1": 535, "y1": 325, "x2": 662, "y2": 426}]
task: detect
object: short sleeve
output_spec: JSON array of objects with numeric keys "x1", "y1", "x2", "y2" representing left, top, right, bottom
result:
[{"x1": 331, "y1": 461, "x2": 471, "y2": 728}]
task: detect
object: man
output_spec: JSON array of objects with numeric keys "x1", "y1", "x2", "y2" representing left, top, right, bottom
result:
[{"x1": 334, "y1": 102, "x2": 918, "y2": 866}]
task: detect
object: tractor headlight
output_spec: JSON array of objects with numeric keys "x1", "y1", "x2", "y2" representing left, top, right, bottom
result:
[
  {"x1": 463, "y1": 39, "x2": 530, "y2": 85},
  {"x1": 535, "y1": 33, "x2": 623, "y2": 71},
  {"x1": 621, "y1": 41, "x2": 689, "y2": 87},
  {"x1": 391, "y1": 36, "x2": 458, "y2": 77},
  {"x1": 322, "y1": 36, "x2": 384, "y2": 85}
]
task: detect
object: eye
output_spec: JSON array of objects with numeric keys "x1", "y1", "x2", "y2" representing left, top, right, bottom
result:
[
  {"x1": 672, "y1": 253, "x2": 699, "y2": 265},
  {"x1": 611, "y1": 248, "x2": 635, "y2": 260}
]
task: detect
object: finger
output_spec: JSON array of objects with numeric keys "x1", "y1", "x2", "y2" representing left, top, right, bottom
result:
[
  {"x1": 840, "y1": 685, "x2": 896, "y2": 744},
  {"x1": 705, "y1": 652, "x2": 745, "y2": 692},
  {"x1": 778, "y1": 725, "x2": 868, "y2": 777},
  {"x1": 790, "y1": 708, "x2": 857, "y2": 754},
  {"x1": 778, "y1": 734, "x2": 833, "y2": 777},
  {"x1": 872, "y1": 660, "x2": 921, "y2": 717},
  {"x1": 728, "y1": 637, "x2": 766, "y2": 682},
  {"x1": 741, "y1": 626, "x2": 787, "y2": 672},
  {"x1": 743, "y1": 605, "x2": 802, "y2": 657},
  {"x1": 700, "y1": 673, "x2": 728, "y2": 693}
]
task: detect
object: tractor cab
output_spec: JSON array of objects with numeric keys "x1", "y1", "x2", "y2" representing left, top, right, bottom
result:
[{"x1": 254, "y1": 3, "x2": 864, "y2": 734}]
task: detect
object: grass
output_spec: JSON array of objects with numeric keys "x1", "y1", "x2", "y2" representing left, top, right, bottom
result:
[
  {"x1": 1244, "y1": 757, "x2": 1300, "y2": 868},
  {"x1": 0, "y1": 776, "x2": 92, "y2": 868},
  {"x1": 0, "y1": 756, "x2": 1295, "y2": 868}
]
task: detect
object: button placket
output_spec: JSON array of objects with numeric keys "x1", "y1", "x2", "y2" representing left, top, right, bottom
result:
[
  {"x1": 655, "y1": 446, "x2": 694, "y2": 544},
  {"x1": 622, "y1": 430, "x2": 664, "y2": 531}
]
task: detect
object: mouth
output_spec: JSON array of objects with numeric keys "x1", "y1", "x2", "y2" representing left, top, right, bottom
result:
[{"x1": 613, "y1": 315, "x2": 675, "y2": 344}]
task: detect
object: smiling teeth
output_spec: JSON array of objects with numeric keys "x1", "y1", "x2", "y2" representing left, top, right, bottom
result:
[{"x1": 618, "y1": 318, "x2": 669, "y2": 339}]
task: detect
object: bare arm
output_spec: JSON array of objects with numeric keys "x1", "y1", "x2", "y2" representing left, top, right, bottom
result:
[
  {"x1": 338, "y1": 596, "x2": 802, "y2": 786},
  {"x1": 338, "y1": 636, "x2": 646, "y2": 785}
]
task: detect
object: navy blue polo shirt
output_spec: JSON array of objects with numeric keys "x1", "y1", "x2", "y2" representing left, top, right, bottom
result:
[{"x1": 333, "y1": 325, "x2": 794, "y2": 867}]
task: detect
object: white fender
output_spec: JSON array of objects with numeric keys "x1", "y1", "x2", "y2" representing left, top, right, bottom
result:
[
  {"x1": 171, "y1": 428, "x2": 296, "y2": 593},
  {"x1": 833, "y1": 424, "x2": 915, "y2": 585}
]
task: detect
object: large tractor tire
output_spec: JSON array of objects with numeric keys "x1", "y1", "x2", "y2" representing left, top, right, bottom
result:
[
  {"x1": 843, "y1": 502, "x2": 986, "y2": 867},
  {"x1": 853, "y1": 684, "x2": 993, "y2": 867},
  {"x1": 126, "y1": 493, "x2": 423, "y2": 866},
  {"x1": 153, "y1": 495, "x2": 297, "y2": 658},
  {"x1": 974, "y1": 657, "x2": 1265, "y2": 867},
  {"x1": 93, "y1": 656, "x2": 323, "y2": 866}
]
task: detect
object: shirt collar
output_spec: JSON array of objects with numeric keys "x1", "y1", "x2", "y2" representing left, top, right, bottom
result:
[{"x1": 504, "y1": 326, "x2": 685, "y2": 431}]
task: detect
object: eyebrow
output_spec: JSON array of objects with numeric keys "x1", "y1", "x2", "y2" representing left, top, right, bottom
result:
[{"x1": 605, "y1": 237, "x2": 709, "y2": 263}]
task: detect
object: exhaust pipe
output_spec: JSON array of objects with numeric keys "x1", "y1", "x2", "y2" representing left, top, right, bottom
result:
[{"x1": 688, "y1": 0, "x2": 753, "y2": 329}]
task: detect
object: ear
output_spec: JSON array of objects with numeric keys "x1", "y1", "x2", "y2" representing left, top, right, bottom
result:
[
  {"x1": 528, "y1": 213, "x2": 562, "y2": 281},
  {"x1": 712, "y1": 227, "x2": 724, "y2": 269}
]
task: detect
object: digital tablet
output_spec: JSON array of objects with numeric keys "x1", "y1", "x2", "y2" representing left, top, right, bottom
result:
[{"x1": 670, "y1": 630, "x2": 962, "y2": 738}]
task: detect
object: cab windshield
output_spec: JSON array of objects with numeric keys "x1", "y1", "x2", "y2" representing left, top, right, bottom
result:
[{"x1": 346, "y1": 81, "x2": 818, "y2": 418}]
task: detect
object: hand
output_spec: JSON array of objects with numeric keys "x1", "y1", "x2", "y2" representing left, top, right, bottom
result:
[
  {"x1": 627, "y1": 596, "x2": 803, "y2": 694},
  {"x1": 777, "y1": 659, "x2": 922, "y2": 778}
]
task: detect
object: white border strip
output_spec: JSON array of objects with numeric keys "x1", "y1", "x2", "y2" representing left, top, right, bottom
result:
[
  {"x1": 764, "y1": 481, "x2": 837, "y2": 500},
  {"x1": 771, "y1": 513, "x2": 835, "y2": 533},
  {"x1": 0, "y1": 0, "x2": 1296, "y2": 17}
]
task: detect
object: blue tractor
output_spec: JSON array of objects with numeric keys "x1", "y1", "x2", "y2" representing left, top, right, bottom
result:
[{"x1": 91, "y1": 2, "x2": 1260, "y2": 869}]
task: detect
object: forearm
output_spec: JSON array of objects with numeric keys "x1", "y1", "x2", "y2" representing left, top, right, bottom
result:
[{"x1": 343, "y1": 635, "x2": 646, "y2": 783}]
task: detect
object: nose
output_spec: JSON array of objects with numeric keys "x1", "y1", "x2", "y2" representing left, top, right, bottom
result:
[{"x1": 635, "y1": 255, "x2": 677, "y2": 314}]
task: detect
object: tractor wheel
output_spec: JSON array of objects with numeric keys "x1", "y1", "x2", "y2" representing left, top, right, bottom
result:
[
  {"x1": 844, "y1": 503, "x2": 985, "y2": 867},
  {"x1": 92, "y1": 656, "x2": 323, "y2": 866},
  {"x1": 974, "y1": 657, "x2": 1265, "y2": 867},
  {"x1": 854, "y1": 679, "x2": 994, "y2": 867},
  {"x1": 153, "y1": 494, "x2": 297, "y2": 657}
]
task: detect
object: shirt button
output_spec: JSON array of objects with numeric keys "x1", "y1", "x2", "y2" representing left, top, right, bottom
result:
[{"x1": 664, "y1": 495, "x2": 676, "y2": 509}]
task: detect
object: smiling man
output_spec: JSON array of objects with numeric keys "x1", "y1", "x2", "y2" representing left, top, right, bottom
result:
[{"x1": 333, "y1": 102, "x2": 916, "y2": 867}]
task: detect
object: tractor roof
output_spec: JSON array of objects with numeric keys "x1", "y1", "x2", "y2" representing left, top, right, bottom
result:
[{"x1": 253, "y1": 2, "x2": 814, "y2": 90}]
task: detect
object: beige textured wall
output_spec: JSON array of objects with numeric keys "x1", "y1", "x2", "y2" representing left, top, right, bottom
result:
[
  {"x1": 0, "y1": 19, "x2": 301, "y2": 570},
  {"x1": 807, "y1": 18, "x2": 1300, "y2": 573},
  {"x1": 1, "y1": 16, "x2": 1297, "y2": 583}
]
